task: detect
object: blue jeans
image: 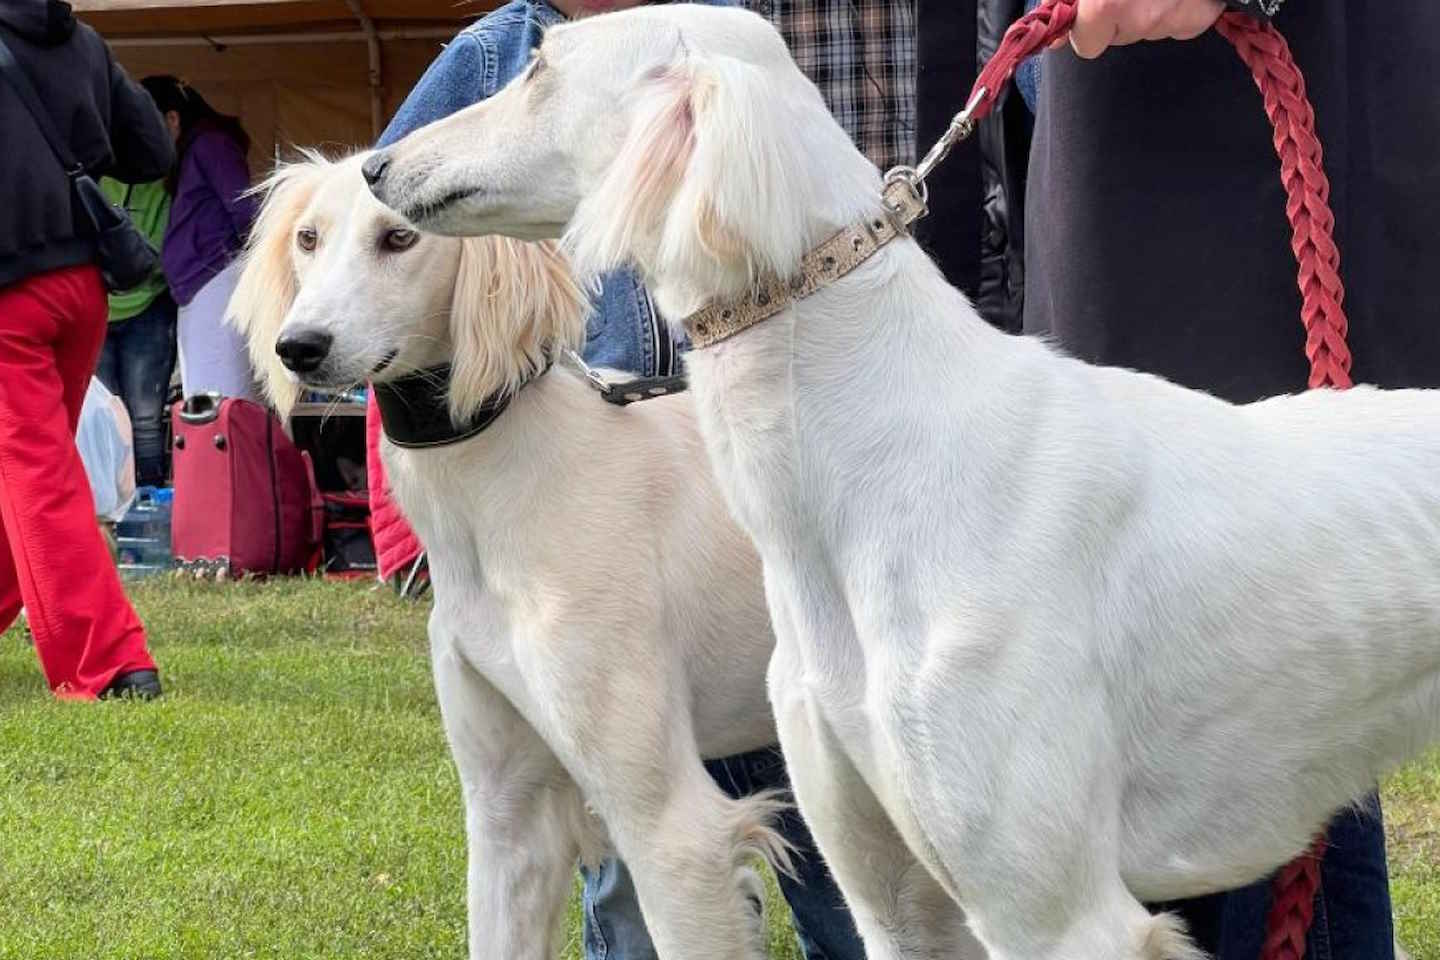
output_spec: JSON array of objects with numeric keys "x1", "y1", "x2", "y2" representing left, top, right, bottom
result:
[
  {"x1": 581, "y1": 747, "x2": 863, "y2": 960},
  {"x1": 95, "y1": 293, "x2": 177, "y2": 486},
  {"x1": 1160, "y1": 793, "x2": 1394, "y2": 959}
]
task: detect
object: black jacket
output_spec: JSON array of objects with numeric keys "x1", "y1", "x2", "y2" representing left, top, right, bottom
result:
[
  {"x1": 0, "y1": 0, "x2": 173, "y2": 289},
  {"x1": 913, "y1": 0, "x2": 1031, "y2": 333},
  {"x1": 961, "y1": 0, "x2": 1278, "y2": 333},
  {"x1": 1023, "y1": 3, "x2": 1440, "y2": 399}
]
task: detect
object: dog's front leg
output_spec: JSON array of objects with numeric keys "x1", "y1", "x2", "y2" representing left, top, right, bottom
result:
[
  {"x1": 431, "y1": 630, "x2": 584, "y2": 960},
  {"x1": 589, "y1": 756, "x2": 783, "y2": 960},
  {"x1": 533, "y1": 634, "x2": 780, "y2": 960},
  {"x1": 769, "y1": 669, "x2": 986, "y2": 960}
]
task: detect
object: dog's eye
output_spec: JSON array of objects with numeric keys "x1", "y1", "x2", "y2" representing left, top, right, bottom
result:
[
  {"x1": 296, "y1": 227, "x2": 318, "y2": 253},
  {"x1": 383, "y1": 228, "x2": 418, "y2": 252}
]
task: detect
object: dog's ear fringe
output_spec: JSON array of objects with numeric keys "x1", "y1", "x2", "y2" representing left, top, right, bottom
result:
[
  {"x1": 563, "y1": 64, "x2": 697, "y2": 283},
  {"x1": 227, "y1": 148, "x2": 354, "y2": 419},
  {"x1": 566, "y1": 53, "x2": 869, "y2": 295},
  {"x1": 447, "y1": 237, "x2": 590, "y2": 423}
]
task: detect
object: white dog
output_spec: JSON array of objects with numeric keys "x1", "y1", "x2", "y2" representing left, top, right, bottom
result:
[
  {"x1": 366, "y1": 6, "x2": 1440, "y2": 960},
  {"x1": 226, "y1": 152, "x2": 803, "y2": 960}
]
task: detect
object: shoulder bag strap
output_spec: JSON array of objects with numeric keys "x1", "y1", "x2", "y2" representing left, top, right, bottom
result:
[{"x1": 0, "y1": 32, "x2": 83, "y2": 175}]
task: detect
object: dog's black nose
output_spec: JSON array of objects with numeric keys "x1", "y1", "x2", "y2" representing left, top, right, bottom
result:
[
  {"x1": 275, "y1": 329, "x2": 333, "y2": 374},
  {"x1": 361, "y1": 151, "x2": 391, "y2": 189}
]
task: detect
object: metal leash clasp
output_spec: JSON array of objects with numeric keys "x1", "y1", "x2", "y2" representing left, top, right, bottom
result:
[
  {"x1": 882, "y1": 84, "x2": 990, "y2": 218},
  {"x1": 563, "y1": 347, "x2": 612, "y2": 397}
]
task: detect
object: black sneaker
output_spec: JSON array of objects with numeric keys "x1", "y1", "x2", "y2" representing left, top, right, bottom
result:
[{"x1": 100, "y1": 669, "x2": 163, "y2": 701}]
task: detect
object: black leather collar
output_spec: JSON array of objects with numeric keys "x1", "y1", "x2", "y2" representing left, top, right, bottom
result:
[{"x1": 373, "y1": 363, "x2": 549, "y2": 450}]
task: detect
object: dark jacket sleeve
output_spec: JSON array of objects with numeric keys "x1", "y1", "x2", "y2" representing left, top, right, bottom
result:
[{"x1": 104, "y1": 56, "x2": 174, "y2": 183}]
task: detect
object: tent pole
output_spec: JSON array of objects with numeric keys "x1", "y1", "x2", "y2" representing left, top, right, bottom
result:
[{"x1": 344, "y1": 0, "x2": 384, "y2": 139}]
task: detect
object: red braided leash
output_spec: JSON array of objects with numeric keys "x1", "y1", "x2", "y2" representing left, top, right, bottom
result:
[
  {"x1": 918, "y1": 2, "x2": 1351, "y2": 956},
  {"x1": 950, "y1": 1, "x2": 1352, "y2": 392},
  {"x1": 1261, "y1": 837, "x2": 1328, "y2": 960},
  {"x1": 1214, "y1": 13, "x2": 1351, "y2": 388}
]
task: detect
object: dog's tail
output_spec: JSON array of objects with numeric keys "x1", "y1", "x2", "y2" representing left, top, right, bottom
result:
[
  {"x1": 724, "y1": 788, "x2": 797, "y2": 951},
  {"x1": 728, "y1": 788, "x2": 797, "y2": 880},
  {"x1": 1137, "y1": 912, "x2": 1207, "y2": 960}
]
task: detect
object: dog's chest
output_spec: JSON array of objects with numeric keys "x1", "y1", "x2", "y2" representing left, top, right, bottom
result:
[
  {"x1": 685, "y1": 334, "x2": 808, "y2": 553},
  {"x1": 383, "y1": 446, "x2": 522, "y2": 652}
]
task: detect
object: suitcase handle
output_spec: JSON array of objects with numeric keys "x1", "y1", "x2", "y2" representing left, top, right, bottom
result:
[{"x1": 179, "y1": 392, "x2": 224, "y2": 425}]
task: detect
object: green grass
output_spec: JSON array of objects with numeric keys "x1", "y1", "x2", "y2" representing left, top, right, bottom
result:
[
  {"x1": 0, "y1": 577, "x2": 1434, "y2": 958},
  {"x1": 0, "y1": 578, "x2": 802, "y2": 960},
  {"x1": 1386, "y1": 749, "x2": 1440, "y2": 958}
]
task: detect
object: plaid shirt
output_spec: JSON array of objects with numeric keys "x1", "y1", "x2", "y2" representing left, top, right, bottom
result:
[{"x1": 745, "y1": 0, "x2": 918, "y2": 172}]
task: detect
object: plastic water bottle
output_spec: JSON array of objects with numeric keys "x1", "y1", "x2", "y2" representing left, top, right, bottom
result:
[{"x1": 115, "y1": 486, "x2": 173, "y2": 579}]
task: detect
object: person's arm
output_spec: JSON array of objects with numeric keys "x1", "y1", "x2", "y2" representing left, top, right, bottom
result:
[
  {"x1": 104, "y1": 54, "x2": 174, "y2": 183},
  {"x1": 192, "y1": 132, "x2": 258, "y2": 241},
  {"x1": 377, "y1": 32, "x2": 492, "y2": 148}
]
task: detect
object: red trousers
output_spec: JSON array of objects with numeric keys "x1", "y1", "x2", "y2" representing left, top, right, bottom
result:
[{"x1": 0, "y1": 265, "x2": 155, "y2": 698}]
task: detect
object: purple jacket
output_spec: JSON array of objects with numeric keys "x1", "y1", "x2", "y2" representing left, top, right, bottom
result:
[{"x1": 161, "y1": 126, "x2": 256, "y2": 306}]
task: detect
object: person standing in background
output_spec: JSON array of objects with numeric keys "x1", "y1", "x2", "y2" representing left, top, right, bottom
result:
[
  {"x1": 0, "y1": 0, "x2": 171, "y2": 699},
  {"x1": 748, "y1": 0, "x2": 916, "y2": 176},
  {"x1": 97, "y1": 174, "x2": 175, "y2": 486},
  {"x1": 142, "y1": 75, "x2": 258, "y2": 400}
]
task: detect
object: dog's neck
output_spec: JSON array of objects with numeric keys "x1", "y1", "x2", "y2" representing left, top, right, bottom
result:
[{"x1": 377, "y1": 365, "x2": 702, "y2": 616}]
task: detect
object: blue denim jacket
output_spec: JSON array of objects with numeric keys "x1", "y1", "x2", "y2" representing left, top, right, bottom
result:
[{"x1": 378, "y1": 0, "x2": 727, "y2": 378}]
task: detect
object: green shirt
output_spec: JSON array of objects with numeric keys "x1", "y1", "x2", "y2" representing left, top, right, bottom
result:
[{"x1": 100, "y1": 177, "x2": 172, "y2": 321}]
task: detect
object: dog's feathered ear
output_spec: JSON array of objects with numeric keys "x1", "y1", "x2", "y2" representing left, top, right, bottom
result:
[
  {"x1": 227, "y1": 151, "x2": 331, "y2": 418},
  {"x1": 447, "y1": 237, "x2": 589, "y2": 423},
  {"x1": 565, "y1": 62, "x2": 697, "y2": 282},
  {"x1": 567, "y1": 51, "x2": 876, "y2": 293}
]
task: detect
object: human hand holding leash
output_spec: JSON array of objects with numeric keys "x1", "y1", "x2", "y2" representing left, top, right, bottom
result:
[{"x1": 1062, "y1": 0, "x2": 1226, "y2": 57}]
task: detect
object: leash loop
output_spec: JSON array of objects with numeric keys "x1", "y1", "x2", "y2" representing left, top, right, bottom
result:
[{"x1": 896, "y1": 0, "x2": 1352, "y2": 395}]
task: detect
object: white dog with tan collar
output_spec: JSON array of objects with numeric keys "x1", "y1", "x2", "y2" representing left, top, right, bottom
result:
[{"x1": 365, "y1": 6, "x2": 1440, "y2": 958}]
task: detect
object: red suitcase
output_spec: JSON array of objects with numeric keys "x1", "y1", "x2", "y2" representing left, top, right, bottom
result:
[{"x1": 171, "y1": 394, "x2": 322, "y2": 577}]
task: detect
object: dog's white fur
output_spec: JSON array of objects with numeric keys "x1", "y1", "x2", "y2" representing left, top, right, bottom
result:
[
  {"x1": 371, "y1": 6, "x2": 1440, "y2": 959},
  {"x1": 227, "y1": 152, "x2": 799, "y2": 960}
]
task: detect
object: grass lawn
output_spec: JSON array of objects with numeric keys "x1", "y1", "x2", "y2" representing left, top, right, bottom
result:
[{"x1": 0, "y1": 577, "x2": 1435, "y2": 959}]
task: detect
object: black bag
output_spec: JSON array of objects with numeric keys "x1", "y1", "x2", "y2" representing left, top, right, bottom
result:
[{"x1": 0, "y1": 36, "x2": 161, "y2": 293}]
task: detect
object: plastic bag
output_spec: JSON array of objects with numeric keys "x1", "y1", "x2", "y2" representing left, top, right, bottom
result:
[{"x1": 76, "y1": 377, "x2": 136, "y2": 523}]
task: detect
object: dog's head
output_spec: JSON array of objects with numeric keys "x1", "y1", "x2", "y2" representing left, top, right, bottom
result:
[
  {"x1": 227, "y1": 151, "x2": 587, "y2": 422},
  {"x1": 364, "y1": 6, "x2": 879, "y2": 311}
]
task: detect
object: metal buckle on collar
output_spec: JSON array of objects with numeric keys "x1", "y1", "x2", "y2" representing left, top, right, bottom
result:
[{"x1": 562, "y1": 349, "x2": 687, "y2": 406}]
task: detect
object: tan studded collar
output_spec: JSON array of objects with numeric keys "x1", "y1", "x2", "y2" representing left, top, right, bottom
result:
[{"x1": 681, "y1": 177, "x2": 929, "y2": 350}]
